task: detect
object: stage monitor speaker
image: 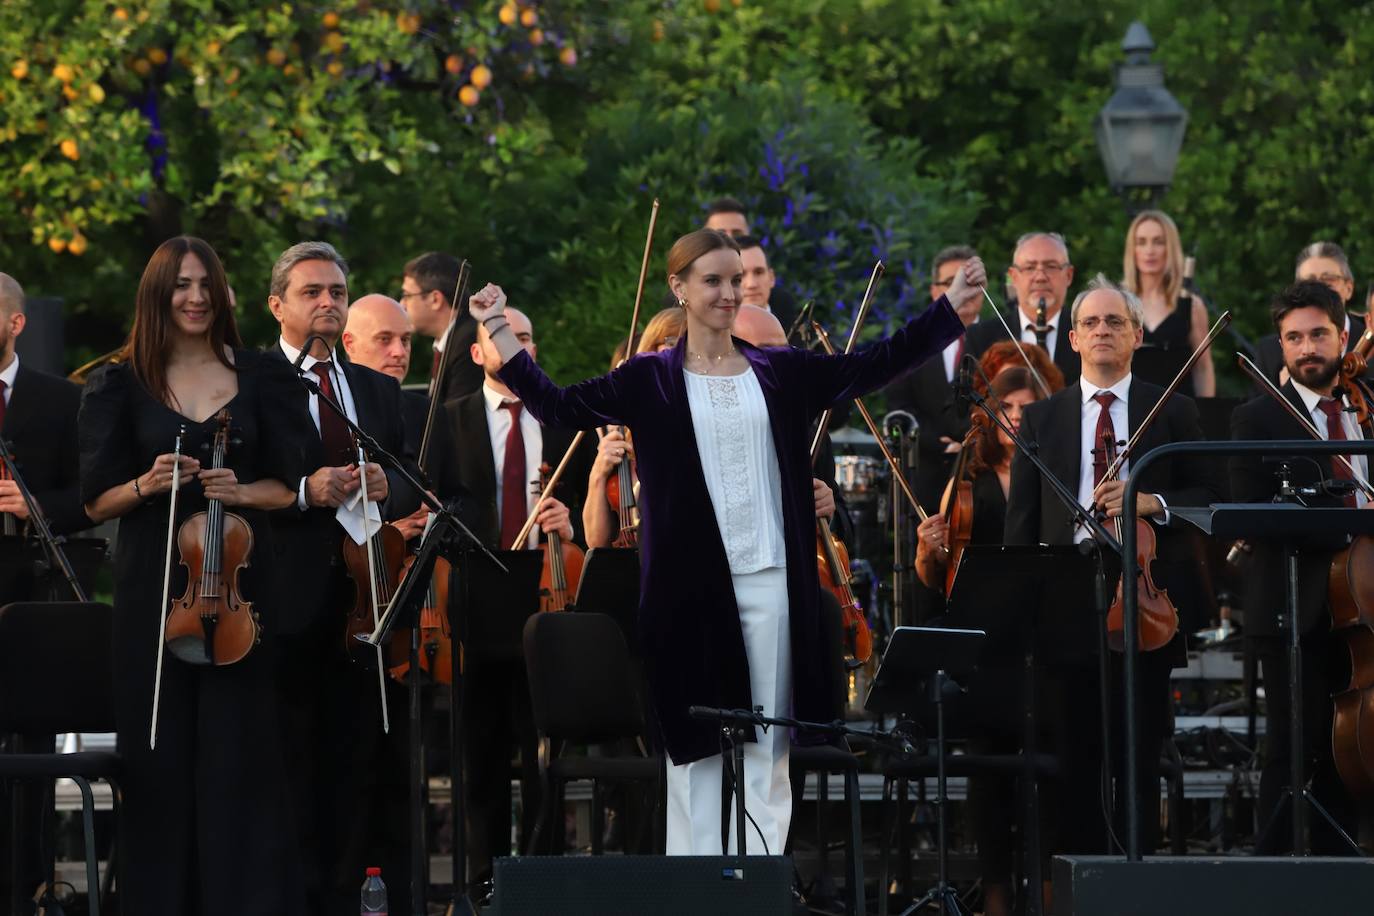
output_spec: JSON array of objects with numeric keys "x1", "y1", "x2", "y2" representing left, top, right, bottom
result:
[
  {"x1": 490, "y1": 855, "x2": 793, "y2": 915},
  {"x1": 1054, "y1": 855, "x2": 1374, "y2": 915}
]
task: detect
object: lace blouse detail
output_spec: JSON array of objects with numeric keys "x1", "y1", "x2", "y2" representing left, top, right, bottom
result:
[{"x1": 684, "y1": 367, "x2": 786, "y2": 574}]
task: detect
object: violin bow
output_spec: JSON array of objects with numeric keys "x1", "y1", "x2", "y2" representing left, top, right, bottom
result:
[
  {"x1": 417, "y1": 259, "x2": 472, "y2": 475},
  {"x1": 150, "y1": 425, "x2": 186, "y2": 750},
  {"x1": 355, "y1": 442, "x2": 391, "y2": 734},
  {"x1": 1237, "y1": 352, "x2": 1374, "y2": 498},
  {"x1": 809, "y1": 261, "x2": 885, "y2": 461},
  {"x1": 622, "y1": 198, "x2": 661, "y2": 365},
  {"x1": 980, "y1": 286, "x2": 1054, "y2": 399},
  {"x1": 511, "y1": 431, "x2": 588, "y2": 550}
]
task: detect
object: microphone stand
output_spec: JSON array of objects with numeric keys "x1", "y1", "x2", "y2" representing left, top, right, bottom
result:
[
  {"x1": 0, "y1": 435, "x2": 88, "y2": 602},
  {"x1": 289, "y1": 349, "x2": 505, "y2": 916}
]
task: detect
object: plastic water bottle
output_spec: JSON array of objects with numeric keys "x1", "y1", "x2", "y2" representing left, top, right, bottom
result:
[{"x1": 360, "y1": 867, "x2": 387, "y2": 915}]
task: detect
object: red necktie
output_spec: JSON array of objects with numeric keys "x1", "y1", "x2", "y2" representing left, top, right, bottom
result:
[
  {"x1": 1318, "y1": 398, "x2": 1358, "y2": 508},
  {"x1": 1092, "y1": 391, "x2": 1118, "y2": 487},
  {"x1": 499, "y1": 401, "x2": 528, "y2": 549},
  {"x1": 311, "y1": 363, "x2": 354, "y2": 467},
  {"x1": 431, "y1": 348, "x2": 442, "y2": 381},
  {"x1": 950, "y1": 337, "x2": 965, "y2": 384}
]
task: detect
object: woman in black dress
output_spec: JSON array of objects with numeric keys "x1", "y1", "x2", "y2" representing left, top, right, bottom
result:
[
  {"x1": 1121, "y1": 209, "x2": 1215, "y2": 397},
  {"x1": 914, "y1": 364, "x2": 1055, "y2": 916},
  {"x1": 79, "y1": 236, "x2": 307, "y2": 915}
]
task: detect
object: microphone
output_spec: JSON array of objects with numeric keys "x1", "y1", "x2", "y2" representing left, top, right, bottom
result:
[
  {"x1": 292, "y1": 334, "x2": 328, "y2": 372},
  {"x1": 955, "y1": 352, "x2": 975, "y2": 404}
]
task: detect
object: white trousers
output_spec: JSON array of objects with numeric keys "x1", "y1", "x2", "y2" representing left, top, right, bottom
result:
[{"x1": 665, "y1": 566, "x2": 792, "y2": 855}]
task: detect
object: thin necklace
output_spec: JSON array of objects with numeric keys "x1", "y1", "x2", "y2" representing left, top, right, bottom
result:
[{"x1": 687, "y1": 345, "x2": 737, "y2": 374}]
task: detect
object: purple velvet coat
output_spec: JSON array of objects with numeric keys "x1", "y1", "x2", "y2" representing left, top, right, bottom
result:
[{"x1": 499, "y1": 298, "x2": 963, "y2": 763}]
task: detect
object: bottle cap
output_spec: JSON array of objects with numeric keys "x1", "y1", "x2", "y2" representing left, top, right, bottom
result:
[{"x1": 366, "y1": 867, "x2": 382, "y2": 877}]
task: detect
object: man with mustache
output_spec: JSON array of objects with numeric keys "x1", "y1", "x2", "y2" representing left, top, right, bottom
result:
[{"x1": 1231, "y1": 280, "x2": 1368, "y2": 852}]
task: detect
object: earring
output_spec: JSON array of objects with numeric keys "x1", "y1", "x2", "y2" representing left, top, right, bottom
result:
[{"x1": 677, "y1": 298, "x2": 687, "y2": 307}]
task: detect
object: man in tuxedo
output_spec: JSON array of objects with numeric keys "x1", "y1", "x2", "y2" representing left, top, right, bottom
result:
[
  {"x1": 735, "y1": 236, "x2": 798, "y2": 335},
  {"x1": 1231, "y1": 280, "x2": 1367, "y2": 853},
  {"x1": 402, "y1": 251, "x2": 484, "y2": 405},
  {"x1": 0, "y1": 272, "x2": 95, "y2": 912},
  {"x1": 1006, "y1": 274, "x2": 1218, "y2": 857},
  {"x1": 966, "y1": 231, "x2": 1081, "y2": 384},
  {"x1": 265, "y1": 242, "x2": 420, "y2": 916},
  {"x1": 884, "y1": 245, "x2": 983, "y2": 513},
  {"x1": 445, "y1": 305, "x2": 595, "y2": 881},
  {"x1": 1255, "y1": 241, "x2": 1369, "y2": 387}
]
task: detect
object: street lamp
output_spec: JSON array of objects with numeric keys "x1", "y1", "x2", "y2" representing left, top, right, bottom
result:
[{"x1": 1094, "y1": 21, "x2": 1188, "y2": 211}]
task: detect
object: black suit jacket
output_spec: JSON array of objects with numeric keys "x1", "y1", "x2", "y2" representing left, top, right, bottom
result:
[
  {"x1": 5, "y1": 364, "x2": 91, "y2": 535},
  {"x1": 400, "y1": 389, "x2": 465, "y2": 504},
  {"x1": 445, "y1": 388, "x2": 595, "y2": 549},
  {"x1": 1255, "y1": 313, "x2": 1368, "y2": 389},
  {"x1": 432, "y1": 315, "x2": 484, "y2": 406},
  {"x1": 1229, "y1": 382, "x2": 1354, "y2": 636},
  {"x1": 265, "y1": 346, "x2": 421, "y2": 633},
  {"x1": 965, "y1": 309, "x2": 1081, "y2": 384},
  {"x1": 883, "y1": 349, "x2": 969, "y2": 511},
  {"x1": 1005, "y1": 378, "x2": 1220, "y2": 655}
]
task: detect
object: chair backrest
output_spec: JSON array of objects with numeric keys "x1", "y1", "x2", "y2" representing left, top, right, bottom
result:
[
  {"x1": 0, "y1": 602, "x2": 115, "y2": 734},
  {"x1": 523, "y1": 611, "x2": 645, "y2": 745},
  {"x1": 815, "y1": 588, "x2": 850, "y2": 719}
]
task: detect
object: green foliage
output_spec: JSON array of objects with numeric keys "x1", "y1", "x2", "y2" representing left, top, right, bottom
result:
[{"x1": 5, "y1": 0, "x2": 1373, "y2": 393}]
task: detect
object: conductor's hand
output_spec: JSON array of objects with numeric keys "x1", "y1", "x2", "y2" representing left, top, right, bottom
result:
[
  {"x1": 305, "y1": 465, "x2": 358, "y2": 508},
  {"x1": 469, "y1": 283, "x2": 508, "y2": 324},
  {"x1": 139, "y1": 453, "x2": 201, "y2": 497},
  {"x1": 1093, "y1": 479, "x2": 1163, "y2": 519},
  {"x1": 0, "y1": 479, "x2": 31, "y2": 520},
  {"x1": 944, "y1": 256, "x2": 987, "y2": 312},
  {"x1": 535, "y1": 497, "x2": 574, "y2": 543},
  {"x1": 813, "y1": 479, "x2": 835, "y2": 520},
  {"x1": 362, "y1": 462, "x2": 389, "y2": 502}
]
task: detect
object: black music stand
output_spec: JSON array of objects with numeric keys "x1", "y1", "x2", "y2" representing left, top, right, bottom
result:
[
  {"x1": 571, "y1": 547, "x2": 640, "y2": 644},
  {"x1": 0, "y1": 535, "x2": 104, "y2": 604},
  {"x1": 1172, "y1": 502, "x2": 1374, "y2": 856},
  {"x1": 867, "y1": 626, "x2": 984, "y2": 916},
  {"x1": 939, "y1": 545, "x2": 1102, "y2": 916}
]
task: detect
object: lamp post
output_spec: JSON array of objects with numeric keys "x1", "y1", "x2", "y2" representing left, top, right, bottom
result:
[{"x1": 1094, "y1": 21, "x2": 1188, "y2": 213}]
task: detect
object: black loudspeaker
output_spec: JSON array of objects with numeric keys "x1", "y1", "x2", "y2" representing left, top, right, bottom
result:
[
  {"x1": 14, "y1": 296, "x2": 66, "y2": 376},
  {"x1": 1054, "y1": 855, "x2": 1374, "y2": 915},
  {"x1": 490, "y1": 855, "x2": 793, "y2": 915}
]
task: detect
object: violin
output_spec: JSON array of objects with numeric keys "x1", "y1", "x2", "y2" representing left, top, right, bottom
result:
[
  {"x1": 534, "y1": 463, "x2": 585, "y2": 612},
  {"x1": 605, "y1": 427, "x2": 640, "y2": 548},
  {"x1": 942, "y1": 426, "x2": 979, "y2": 598},
  {"x1": 341, "y1": 521, "x2": 409, "y2": 663},
  {"x1": 164, "y1": 410, "x2": 261, "y2": 666},
  {"x1": 388, "y1": 553, "x2": 454, "y2": 685},
  {"x1": 1099, "y1": 431, "x2": 1178, "y2": 652}
]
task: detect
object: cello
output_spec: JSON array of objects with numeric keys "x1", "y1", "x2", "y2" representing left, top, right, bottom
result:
[
  {"x1": 1237, "y1": 351, "x2": 1374, "y2": 799},
  {"x1": 163, "y1": 410, "x2": 261, "y2": 666}
]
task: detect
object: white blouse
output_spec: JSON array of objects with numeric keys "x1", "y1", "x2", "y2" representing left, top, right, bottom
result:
[{"x1": 684, "y1": 366, "x2": 787, "y2": 575}]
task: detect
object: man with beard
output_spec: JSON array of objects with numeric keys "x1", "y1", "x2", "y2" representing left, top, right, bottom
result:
[
  {"x1": 1254, "y1": 242, "x2": 1370, "y2": 387},
  {"x1": 1231, "y1": 280, "x2": 1368, "y2": 852}
]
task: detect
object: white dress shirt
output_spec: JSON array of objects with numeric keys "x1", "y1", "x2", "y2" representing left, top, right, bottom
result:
[
  {"x1": 1074, "y1": 374, "x2": 1169, "y2": 543},
  {"x1": 279, "y1": 337, "x2": 361, "y2": 509},
  {"x1": 0, "y1": 353, "x2": 19, "y2": 406},
  {"x1": 483, "y1": 381, "x2": 543, "y2": 549},
  {"x1": 1019, "y1": 309, "x2": 1059, "y2": 360},
  {"x1": 940, "y1": 338, "x2": 961, "y2": 384},
  {"x1": 1291, "y1": 379, "x2": 1369, "y2": 507}
]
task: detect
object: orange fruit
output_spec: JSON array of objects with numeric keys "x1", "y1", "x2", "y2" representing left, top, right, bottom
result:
[
  {"x1": 458, "y1": 84, "x2": 479, "y2": 106},
  {"x1": 60, "y1": 138, "x2": 79, "y2": 160},
  {"x1": 327, "y1": 60, "x2": 344, "y2": 77},
  {"x1": 322, "y1": 11, "x2": 340, "y2": 29},
  {"x1": 48, "y1": 237, "x2": 67, "y2": 253},
  {"x1": 520, "y1": 8, "x2": 538, "y2": 27},
  {"x1": 558, "y1": 46, "x2": 577, "y2": 66},
  {"x1": 206, "y1": 41, "x2": 222, "y2": 58},
  {"x1": 498, "y1": 4, "x2": 517, "y2": 25},
  {"x1": 528, "y1": 28, "x2": 544, "y2": 45},
  {"x1": 704, "y1": 0, "x2": 720, "y2": 11},
  {"x1": 113, "y1": 7, "x2": 128, "y2": 21},
  {"x1": 651, "y1": 20, "x2": 665, "y2": 42},
  {"x1": 88, "y1": 83, "x2": 105, "y2": 103},
  {"x1": 266, "y1": 48, "x2": 287, "y2": 67},
  {"x1": 132, "y1": 58, "x2": 152, "y2": 76},
  {"x1": 147, "y1": 48, "x2": 168, "y2": 65},
  {"x1": 53, "y1": 63, "x2": 74, "y2": 83},
  {"x1": 10, "y1": 60, "x2": 28, "y2": 79},
  {"x1": 397, "y1": 12, "x2": 420, "y2": 34},
  {"x1": 470, "y1": 64, "x2": 492, "y2": 88},
  {"x1": 324, "y1": 31, "x2": 345, "y2": 54},
  {"x1": 62, "y1": 85, "x2": 78, "y2": 101},
  {"x1": 444, "y1": 54, "x2": 463, "y2": 75},
  {"x1": 69, "y1": 233, "x2": 88, "y2": 256}
]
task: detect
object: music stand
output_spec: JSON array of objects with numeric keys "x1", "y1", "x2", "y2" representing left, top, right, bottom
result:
[
  {"x1": 0, "y1": 535, "x2": 105, "y2": 604},
  {"x1": 866, "y1": 626, "x2": 985, "y2": 916},
  {"x1": 1172, "y1": 501, "x2": 1374, "y2": 856},
  {"x1": 571, "y1": 547, "x2": 640, "y2": 645}
]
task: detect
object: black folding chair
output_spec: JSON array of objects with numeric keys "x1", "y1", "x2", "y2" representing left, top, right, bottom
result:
[
  {"x1": 0, "y1": 602, "x2": 120, "y2": 916},
  {"x1": 522, "y1": 611, "x2": 663, "y2": 855}
]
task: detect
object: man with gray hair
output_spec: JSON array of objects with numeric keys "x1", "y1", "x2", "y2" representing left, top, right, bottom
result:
[
  {"x1": 1255, "y1": 241, "x2": 1370, "y2": 385},
  {"x1": 965, "y1": 231, "x2": 1081, "y2": 383},
  {"x1": 264, "y1": 241, "x2": 419, "y2": 915},
  {"x1": 1005, "y1": 273, "x2": 1220, "y2": 860}
]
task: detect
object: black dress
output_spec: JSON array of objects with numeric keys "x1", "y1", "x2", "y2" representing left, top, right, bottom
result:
[
  {"x1": 77, "y1": 351, "x2": 308, "y2": 916},
  {"x1": 1137, "y1": 302, "x2": 1195, "y2": 398}
]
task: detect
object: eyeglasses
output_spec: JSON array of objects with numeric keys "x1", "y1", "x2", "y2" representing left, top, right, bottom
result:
[
  {"x1": 1302, "y1": 273, "x2": 1350, "y2": 286},
  {"x1": 398, "y1": 289, "x2": 429, "y2": 301},
  {"x1": 1011, "y1": 262, "x2": 1069, "y2": 275},
  {"x1": 931, "y1": 276, "x2": 956, "y2": 289},
  {"x1": 1075, "y1": 315, "x2": 1133, "y2": 332}
]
